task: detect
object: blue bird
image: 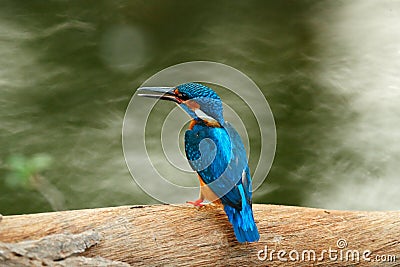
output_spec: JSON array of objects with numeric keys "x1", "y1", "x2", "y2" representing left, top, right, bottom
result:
[{"x1": 138, "y1": 82, "x2": 260, "y2": 243}]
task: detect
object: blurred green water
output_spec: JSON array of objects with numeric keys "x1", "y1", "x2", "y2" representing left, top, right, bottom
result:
[{"x1": 1, "y1": 1, "x2": 399, "y2": 215}]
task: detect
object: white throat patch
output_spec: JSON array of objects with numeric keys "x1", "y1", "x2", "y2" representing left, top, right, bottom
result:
[{"x1": 194, "y1": 108, "x2": 218, "y2": 123}]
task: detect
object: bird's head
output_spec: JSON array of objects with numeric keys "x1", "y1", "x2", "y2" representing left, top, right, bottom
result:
[{"x1": 138, "y1": 82, "x2": 224, "y2": 125}]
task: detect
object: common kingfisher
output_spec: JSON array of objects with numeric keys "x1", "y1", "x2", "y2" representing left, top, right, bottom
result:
[{"x1": 138, "y1": 82, "x2": 260, "y2": 243}]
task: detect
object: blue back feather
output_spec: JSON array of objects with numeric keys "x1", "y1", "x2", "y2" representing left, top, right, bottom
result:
[
  {"x1": 184, "y1": 119, "x2": 259, "y2": 242},
  {"x1": 177, "y1": 82, "x2": 259, "y2": 242}
]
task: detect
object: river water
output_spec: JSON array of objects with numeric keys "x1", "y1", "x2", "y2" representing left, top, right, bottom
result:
[{"x1": 0, "y1": 1, "x2": 399, "y2": 215}]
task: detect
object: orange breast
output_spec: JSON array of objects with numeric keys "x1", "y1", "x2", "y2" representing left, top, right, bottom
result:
[
  {"x1": 198, "y1": 176, "x2": 221, "y2": 204},
  {"x1": 189, "y1": 119, "x2": 196, "y2": 130}
]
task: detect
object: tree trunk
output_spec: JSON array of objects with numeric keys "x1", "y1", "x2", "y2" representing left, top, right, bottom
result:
[{"x1": 0, "y1": 204, "x2": 399, "y2": 266}]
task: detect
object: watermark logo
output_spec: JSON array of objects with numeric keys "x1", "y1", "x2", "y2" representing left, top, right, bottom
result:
[
  {"x1": 122, "y1": 61, "x2": 276, "y2": 203},
  {"x1": 336, "y1": 238, "x2": 347, "y2": 249},
  {"x1": 257, "y1": 238, "x2": 397, "y2": 263}
]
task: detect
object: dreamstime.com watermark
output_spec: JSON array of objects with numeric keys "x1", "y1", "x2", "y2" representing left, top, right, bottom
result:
[{"x1": 257, "y1": 239, "x2": 397, "y2": 263}]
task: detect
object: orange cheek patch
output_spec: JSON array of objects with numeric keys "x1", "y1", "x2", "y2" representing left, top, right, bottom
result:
[{"x1": 184, "y1": 100, "x2": 200, "y2": 110}]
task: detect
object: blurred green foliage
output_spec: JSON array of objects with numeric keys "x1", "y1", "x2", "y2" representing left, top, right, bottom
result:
[{"x1": 5, "y1": 154, "x2": 53, "y2": 189}]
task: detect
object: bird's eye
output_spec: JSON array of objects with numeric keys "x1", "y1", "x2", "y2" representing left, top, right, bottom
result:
[{"x1": 178, "y1": 92, "x2": 189, "y2": 100}]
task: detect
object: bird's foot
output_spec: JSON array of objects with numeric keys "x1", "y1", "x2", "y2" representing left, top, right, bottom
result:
[{"x1": 186, "y1": 199, "x2": 204, "y2": 207}]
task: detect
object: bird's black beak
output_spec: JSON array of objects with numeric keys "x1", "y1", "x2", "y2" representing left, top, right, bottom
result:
[{"x1": 137, "y1": 87, "x2": 179, "y2": 103}]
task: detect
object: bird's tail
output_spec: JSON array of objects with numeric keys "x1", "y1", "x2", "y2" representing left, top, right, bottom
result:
[{"x1": 224, "y1": 204, "x2": 260, "y2": 243}]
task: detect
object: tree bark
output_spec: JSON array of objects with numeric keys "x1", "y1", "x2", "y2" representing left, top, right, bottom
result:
[{"x1": 0, "y1": 204, "x2": 399, "y2": 266}]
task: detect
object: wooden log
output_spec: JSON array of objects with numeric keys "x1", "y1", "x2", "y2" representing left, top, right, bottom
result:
[
  {"x1": 0, "y1": 230, "x2": 129, "y2": 266},
  {"x1": 0, "y1": 204, "x2": 399, "y2": 266}
]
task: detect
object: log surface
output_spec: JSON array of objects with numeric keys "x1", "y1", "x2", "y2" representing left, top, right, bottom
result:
[
  {"x1": 0, "y1": 230, "x2": 129, "y2": 266},
  {"x1": 0, "y1": 204, "x2": 399, "y2": 266}
]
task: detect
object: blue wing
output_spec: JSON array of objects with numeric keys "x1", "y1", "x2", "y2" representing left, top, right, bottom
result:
[
  {"x1": 184, "y1": 121, "x2": 252, "y2": 210},
  {"x1": 185, "y1": 120, "x2": 259, "y2": 242},
  {"x1": 223, "y1": 122, "x2": 253, "y2": 206}
]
